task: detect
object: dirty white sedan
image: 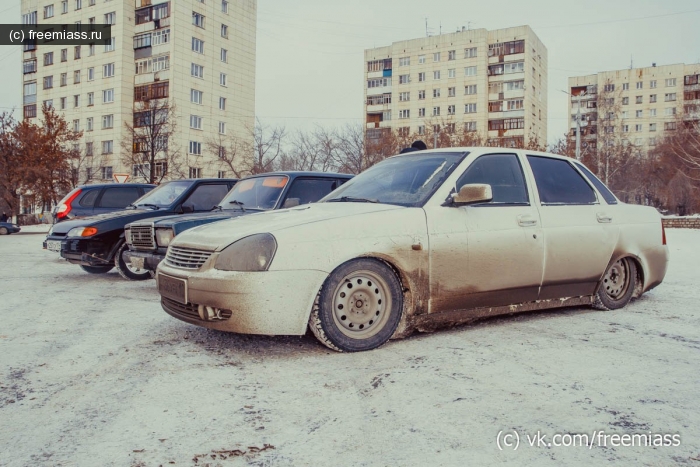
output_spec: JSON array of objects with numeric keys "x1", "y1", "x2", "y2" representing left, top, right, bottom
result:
[{"x1": 156, "y1": 148, "x2": 669, "y2": 352}]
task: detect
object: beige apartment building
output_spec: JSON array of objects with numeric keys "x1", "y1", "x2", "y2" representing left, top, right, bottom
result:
[
  {"x1": 364, "y1": 25, "x2": 548, "y2": 147},
  {"x1": 21, "y1": 0, "x2": 256, "y2": 183},
  {"x1": 568, "y1": 63, "x2": 700, "y2": 152}
]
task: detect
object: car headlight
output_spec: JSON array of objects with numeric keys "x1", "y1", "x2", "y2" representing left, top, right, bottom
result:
[
  {"x1": 156, "y1": 228, "x2": 175, "y2": 247},
  {"x1": 215, "y1": 233, "x2": 277, "y2": 272},
  {"x1": 67, "y1": 226, "x2": 98, "y2": 237}
]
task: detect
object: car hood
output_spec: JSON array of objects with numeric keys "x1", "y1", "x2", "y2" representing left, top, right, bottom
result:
[
  {"x1": 172, "y1": 203, "x2": 403, "y2": 251},
  {"x1": 49, "y1": 208, "x2": 167, "y2": 235},
  {"x1": 132, "y1": 210, "x2": 253, "y2": 235}
]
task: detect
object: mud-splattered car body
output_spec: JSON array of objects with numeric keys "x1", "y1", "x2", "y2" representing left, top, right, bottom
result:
[{"x1": 156, "y1": 148, "x2": 669, "y2": 347}]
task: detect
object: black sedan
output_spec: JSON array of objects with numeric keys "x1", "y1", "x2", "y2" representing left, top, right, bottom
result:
[{"x1": 0, "y1": 222, "x2": 21, "y2": 235}]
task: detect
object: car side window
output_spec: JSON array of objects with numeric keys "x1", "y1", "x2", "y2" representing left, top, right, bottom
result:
[
  {"x1": 183, "y1": 184, "x2": 229, "y2": 211},
  {"x1": 98, "y1": 187, "x2": 142, "y2": 208},
  {"x1": 574, "y1": 162, "x2": 618, "y2": 205},
  {"x1": 455, "y1": 153, "x2": 529, "y2": 204},
  {"x1": 283, "y1": 179, "x2": 339, "y2": 207},
  {"x1": 527, "y1": 156, "x2": 597, "y2": 205},
  {"x1": 79, "y1": 189, "x2": 100, "y2": 207}
]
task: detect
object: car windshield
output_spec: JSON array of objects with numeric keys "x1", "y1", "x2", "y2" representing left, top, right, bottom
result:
[
  {"x1": 131, "y1": 180, "x2": 194, "y2": 208},
  {"x1": 219, "y1": 175, "x2": 289, "y2": 211},
  {"x1": 322, "y1": 152, "x2": 466, "y2": 207}
]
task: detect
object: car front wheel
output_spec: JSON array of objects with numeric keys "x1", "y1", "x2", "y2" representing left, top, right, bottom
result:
[
  {"x1": 80, "y1": 264, "x2": 114, "y2": 274},
  {"x1": 309, "y1": 258, "x2": 403, "y2": 352},
  {"x1": 0, "y1": 227, "x2": 8, "y2": 235},
  {"x1": 593, "y1": 257, "x2": 637, "y2": 310},
  {"x1": 115, "y1": 242, "x2": 154, "y2": 281}
]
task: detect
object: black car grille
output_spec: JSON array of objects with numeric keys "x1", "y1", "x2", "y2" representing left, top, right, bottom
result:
[
  {"x1": 130, "y1": 224, "x2": 155, "y2": 250},
  {"x1": 165, "y1": 246, "x2": 213, "y2": 269},
  {"x1": 162, "y1": 297, "x2": 200, "y2": 320}
]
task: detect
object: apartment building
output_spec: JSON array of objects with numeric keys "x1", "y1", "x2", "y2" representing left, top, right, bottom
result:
[
  {"x1": 21, "y1": 0, "x2": 256, "y2": 183},
  {"x1": 568, "y1": 63, "x2": 700, "y2": 152},
  {"x1": 363, "y1": 25, "x2": 548, "y2": 147}
]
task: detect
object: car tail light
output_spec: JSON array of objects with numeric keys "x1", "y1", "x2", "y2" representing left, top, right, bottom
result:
[
  {"x1": 56, "y1": 189, "x2": 82, "y2": 220},
  {"x1": 661, "y1": 221, "x2": 667, "y2": 246}
]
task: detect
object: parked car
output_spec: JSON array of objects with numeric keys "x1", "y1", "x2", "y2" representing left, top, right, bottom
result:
[
  {"x1": 0, "y1": 222, "x2": 21, "y2": 235},
  {"x1": 44, "y1": 178, "x2": 237, "y2": 279},
  {"x1": 155, "y1": 148, "x2": 669, "y2": 352},
  {"x1": 124, "y1": 172, "x2": 352, "y2": 279},
  {"x1": 52, "y1": 183, "x2": 155, "y2": 223}
]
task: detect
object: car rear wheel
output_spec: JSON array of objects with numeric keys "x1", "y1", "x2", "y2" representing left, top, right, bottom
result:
[
  {"x1": 0, "y1": 227, "x2": 8, "y2": 235},
  {"x1": 115, "y1": 242, "x2": 154, "y2": 281},
  {"x1": 80, "y1": 264, "x2": 114, "y2": 274},
  {"x1": 593, "y1": 257, "x2": 637, "y2": 310},
  {"x1": 309, "y1": 258, "x2": 403, "y2": 352}
]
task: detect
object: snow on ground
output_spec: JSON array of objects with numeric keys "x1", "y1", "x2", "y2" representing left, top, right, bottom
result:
[{"x1": 0, "y1": 230, "x2": 698, "y2": 466}]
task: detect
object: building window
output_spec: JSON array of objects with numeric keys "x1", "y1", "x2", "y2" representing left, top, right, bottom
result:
[
  {"x1": 87, "y1": 92, "x2": 94, "y2": 106},
  {"x1": 222, "y1": 0, "x2": 229, "y2": 13},
  {"x1": 665, "y1": 78, "x2": 676, "y2": 87},
  {"x1": 636, "y1": 81, "x2": 643, "y2": 89},
  {"x1": 433, "y1": 52, "x2": 440, "y2": 62},
  {"x1": 192, "y1": 12, "x2": 205, "y2": 28},
  {"x1": 650, "y1": 109, "x2": 657, "y2": 117},
  {"x1": 465, "y1": 84, "x2": 477, "y2": 95},
  {"x1": 73, "y1": 119, "x2": 80, "y2": 132},
  {"x1": 75, "y1": 0, "x2": 82, "y2": 10},
  {"x1": 664, "y1": 93, "x2": 676, "y2": 101},
  {"x1": 432, "y1": 106, "x2": 440, "y2": 116},
  {"x1": 418, "y1": 90, "x2": 425, "y2": 100},
  {"x1": 73, "y1": 70, "x2": 80, "y2": 84},
  {"x1": 622, "y1": 83, "x2": 629, "y2": 91},
  {"x1": 465, "y1": 103, "x2": 477, "y2": 113},
  {"x1": 102, "y1": 89, "x2": 114, "y2": 103},
  {"x1": 61, "y1": 0, "x2": 68, "y2": 13},
  {"x1": 220, "y1": 48, "x2": 228, "y2": 62},
  {"x1": 604, "y1": 83, "x2": 615, "y2": 92},
  {"x1": 44, "y1": 52, "x2": 54, "y2": 66},
  {"x1": 664, "y1": 122, "x2": 677, "y2": 130},
  {"x1": 60, "y1": 73, "x2": 67, "y2": 86},
  {"x1": 191, "y1": 89, "x2": 203, "y2": 104},
  {"x1": 418, "y1": 125, "x2": 425, "y2": 135},
  {"x1": 74, "y1": 46, "x2": 81, "y2": 59},
  {"x1": 192, "y1": 38, "x2": 204, "y2": 54},
  {"x1": 635, "y1": 95, "x2": 643, "y2": 104},
  {"x1": 665, "y1": 107, "x2": 676, "y2": 116},
  {"x1": 152, "y1": 29, "x2": 170, "y2": 45},
  {"x1": 220, "y1": 73, "x2": 227, "y2": 86},
  {"x1": 447, "y1": 105, "x2": 455, "y2": 115},
  {"x1": 44, "y1": 4, "x2": 54, "y2": 18},
  {"x1": 189, "y1": 167, "x2": 202, "y2": 178},
  {"x1": 103, "y1": 63, "x2": 115, "y2": 77},
  {"x1": 104, "y1": 37, "x2": 115, "y2": 52},
  {"x1": 649, "y1": 137, "x2": 656, "y2": 146},
  {"x1": 507, "y1": 99, "x2": 523, "y2": 110},
  {"x1": 433, "y1": 88, "x2": 440, "y2": 98},
  {"x1": 465, "y1": 121, "x2": 477, "y2": 131},
  {"x1": 102, "y1": 114, "x2": 114, "y2": 129},
  {"x1": 189, "y1": 142, "x2": 202, "y2": 155},
  {"x1": 418, "y1": 72, "x2": 425, "y2": 82},
  {"x1": 101, "y1": 142, "x2": 113, "y2": 155},
  {"x1": 88, "y1": 44, "x2": 95, "y2": 56},
  {"x1": 622, "y1": 124, "x2": 629, "y2": 133},
  {"x1": 622, "y1": 97, "x2": 629, "y2": 105},
  {"x1": 104, "y1": 11, "x2": 116, "y2": 25},
  {"x1": 61, "y1": 49, "x2": 68, "y2": 62},
  {"x1": 43, "y1": 76, "x2": 53, "y2": 89},
  {"x1": 190, "y1": 115, "x2": 202, "y2": 130},
  {"x1": 23, "y1": 104, "x2": 37, "y2": 119},
  {"x1": 133, "y1": 33, "x2": 151, "y2": 49},
  {"x1": 398, "y1": 57, "x2": 410, "y2": 67},
  {"x1": 635, "y1": 124, "x2": 642, "y2": 132},
  {"x1": 221, "y1": 24, "x2": 228, "y2": 38},
  {"x1": 398, "y1": 109, "x2": 410, "y2": 119},
  {"x1": 399, "y1": 74, "x2": 410, "y2": 84},
  {"x1": 191, "y1": 63, "x2": 204, "y2": 78},
  {"x1": 448, "y1": 87, "x2": 456, "y2": 97},
  {"x1": 218, "y1": 121, "x2": 226, "y2": 134},
  {"x1": 399, "y1": 92, "x2": 410, "y2": 102},
  {"x1": 433, "y1": 71, "x2": 441, "y2": 80},
  {"x1": 650, "y1": 80, "x2": 657, "y2": 88},
  {"x1": 448, "y1": 50, "x2": 456, "y2": 61},
  {"x1": 448, "y1": 68, "x2": 456, "y2": 79},
  {"x1": 219, "y1": 97, "x2": 226, "y2": 110},
  {"x1": 464, "y1": 47, "x2": 477, "y2": 58},
  {"x1": 60, "y1": 97, "x2": 66, "y2": 110},
  {"x1": 465, "y1": 66, "x2": 477, "y2": 76},
  {"x1": 87, "y1": 117, "x2": 93, "y2": 131},
  {"x1": 650, "y1": 94, "x2": 657, "y2": 103},
  {"x1": 649, "y1": 123, "x2": 657, "y2": 132},
  {"x1": 418, "y1": 108, "x2": 425, "y2": 117}
]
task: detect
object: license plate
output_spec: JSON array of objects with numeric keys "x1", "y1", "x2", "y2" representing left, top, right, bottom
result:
[
  {"x1": 158, "y1": 274, "x2": 188, "y2": 304},
  {"x1": 46, "y1": 240, "x2": 62, "y2": 252},
  {"x1": 130, "y1": 256, "x2": 145, "y2": 270}
]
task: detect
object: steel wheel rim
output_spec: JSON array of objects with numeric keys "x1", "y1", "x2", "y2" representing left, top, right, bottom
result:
[
  {"x1": 123, "y1": 251, "x2": 147, "y2": 275},
  {"x1": 331, "y1": 269, "x2": 392, "y2": 339},
  {"x1": 603, "y1": 259, "x2": 630, "y2": 300}
]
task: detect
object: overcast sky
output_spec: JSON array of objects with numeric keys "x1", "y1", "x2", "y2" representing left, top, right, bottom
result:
[{"x1": 1, "y1": 0, "x2": 699, "y2": 145}]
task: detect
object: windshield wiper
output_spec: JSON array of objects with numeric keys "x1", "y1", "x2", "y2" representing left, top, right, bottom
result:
[
  {"x1": 228, "y1": 200, "x2": 246, "y2": 212},
  {"x1": 137, "y1": 203, "x2": 160, "y2": 210},
  {"x1": 326, "y1": 196, "x2": 379, "y2": 204},
  {"x1": 211, "y1": 205, "x2": 223, "y2": 211}
]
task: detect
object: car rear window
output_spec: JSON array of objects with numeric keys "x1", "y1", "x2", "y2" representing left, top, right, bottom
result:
[
  {"x1": 527, "y1": 156, "x2": 597, "y2": 205},
  {"x1": 98, "y1": 187, "x2": 142, "y2": 208},
  {"x1": 79, "y1": 189, "x2": 100, "y2": 207}
]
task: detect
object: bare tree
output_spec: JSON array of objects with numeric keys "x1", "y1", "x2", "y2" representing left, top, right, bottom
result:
[
  {"x1": 249, "y1": 119, "x2": 286, "y2": 174},
  {"x1": 0, "y1": 112, "x2": 22, "y2": 216},
  {"x1": 121, "y1": 99, "x2": 183, "y2": 183},
  {"x1": 205, "y1": 132, "x2": 249, "y2": 178}
]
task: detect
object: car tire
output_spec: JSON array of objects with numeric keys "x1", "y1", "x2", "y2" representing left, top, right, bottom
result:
[
  {"x1": 593, "y1": 257, "x2": 637, "y2": 311},
  {"x1": 80, "y1": 264, "x2": 114, "y2": 274},
  {"x1": 0, "y1": 227, "x2": 8, "y2": 235},
  {"x1": 309, "y1": 258, "x2": 403, "y2": 352},
  {"x1": 115, "y1": 242, "x2": 154, "y2": 281}
]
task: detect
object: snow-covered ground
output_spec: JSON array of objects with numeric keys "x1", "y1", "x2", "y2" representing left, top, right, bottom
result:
[{"x1": 1, "y1": 230, "x2": 698, "y2": 466}]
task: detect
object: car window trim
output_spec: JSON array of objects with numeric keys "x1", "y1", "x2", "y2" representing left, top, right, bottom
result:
[
  {"x1": 280, "y1": 176, "x2": 341, "y2": 207},
  {"x1": 526, "y1": 154, "x2": 600, "y2": 206},
  {"x1": 455, "y1": 152, "x2": 531, "y2": 207},
  {"x1": 572, "y1": 161, "x2": 618, "y2": 205}
]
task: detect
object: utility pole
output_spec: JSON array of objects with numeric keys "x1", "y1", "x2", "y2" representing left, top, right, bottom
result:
[
  {"x1": 574, "y1": 91, "x2": 586, "y2": 161},
  {"x1": 434, "y1": 128, "x2": 439, "y2": 148}
]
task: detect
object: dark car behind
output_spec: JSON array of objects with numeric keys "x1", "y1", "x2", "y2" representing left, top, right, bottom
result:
[
  {"x1": 124, "y1": 172, "x2": 353, "y2": 277},
  {"x1": 53, "y1": 183, "x2": 155, "y2": 223},
  {"x1": 44, "y1": 178, "x2": 237, "y2": 279}
]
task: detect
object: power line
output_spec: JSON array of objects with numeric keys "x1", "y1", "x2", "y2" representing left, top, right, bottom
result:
[{"x1": 535, "y1": 8, "x2": 700, "y2": 29}]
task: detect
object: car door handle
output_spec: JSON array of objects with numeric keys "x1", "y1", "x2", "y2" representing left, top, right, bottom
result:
[
  {"x1": 517, "y1": 214, "x2": 538, "y2": 227},
  {"x1": 596, "y1": 212, "x2": 613, "y2": 223}
]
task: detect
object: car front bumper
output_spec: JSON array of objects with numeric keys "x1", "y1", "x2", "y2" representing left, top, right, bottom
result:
[
  {"x1": 157, "y1": 261, "x2": 328, "y2": 336},
  {"x1": 124, "y1": 250, "x2": 164, "y2": 271},
  {"x1": 59, "y1": 237, "x2": 113, "y2": 266}
]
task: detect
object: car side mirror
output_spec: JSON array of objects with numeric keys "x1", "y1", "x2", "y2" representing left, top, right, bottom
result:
[
  {"x1": 181, "y1": 204, "x2": 194, "y2": 213},
  {"x1": 282, "y1": 198, "x2": 300, "y2": 208},
  {"x1": 451, "y1": 184, "x2": 493, "y2": 205}
]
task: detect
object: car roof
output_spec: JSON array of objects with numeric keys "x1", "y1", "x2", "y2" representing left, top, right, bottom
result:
[
  {"x1": 77, "y1": 183, "x2": 156, "y2": 189},
  {"x1": 242, "y1": 171, "x2": 353, "y2": 180},
  {"x1": 388, "y1": 147, "x2": 575, "y2": 163}
]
